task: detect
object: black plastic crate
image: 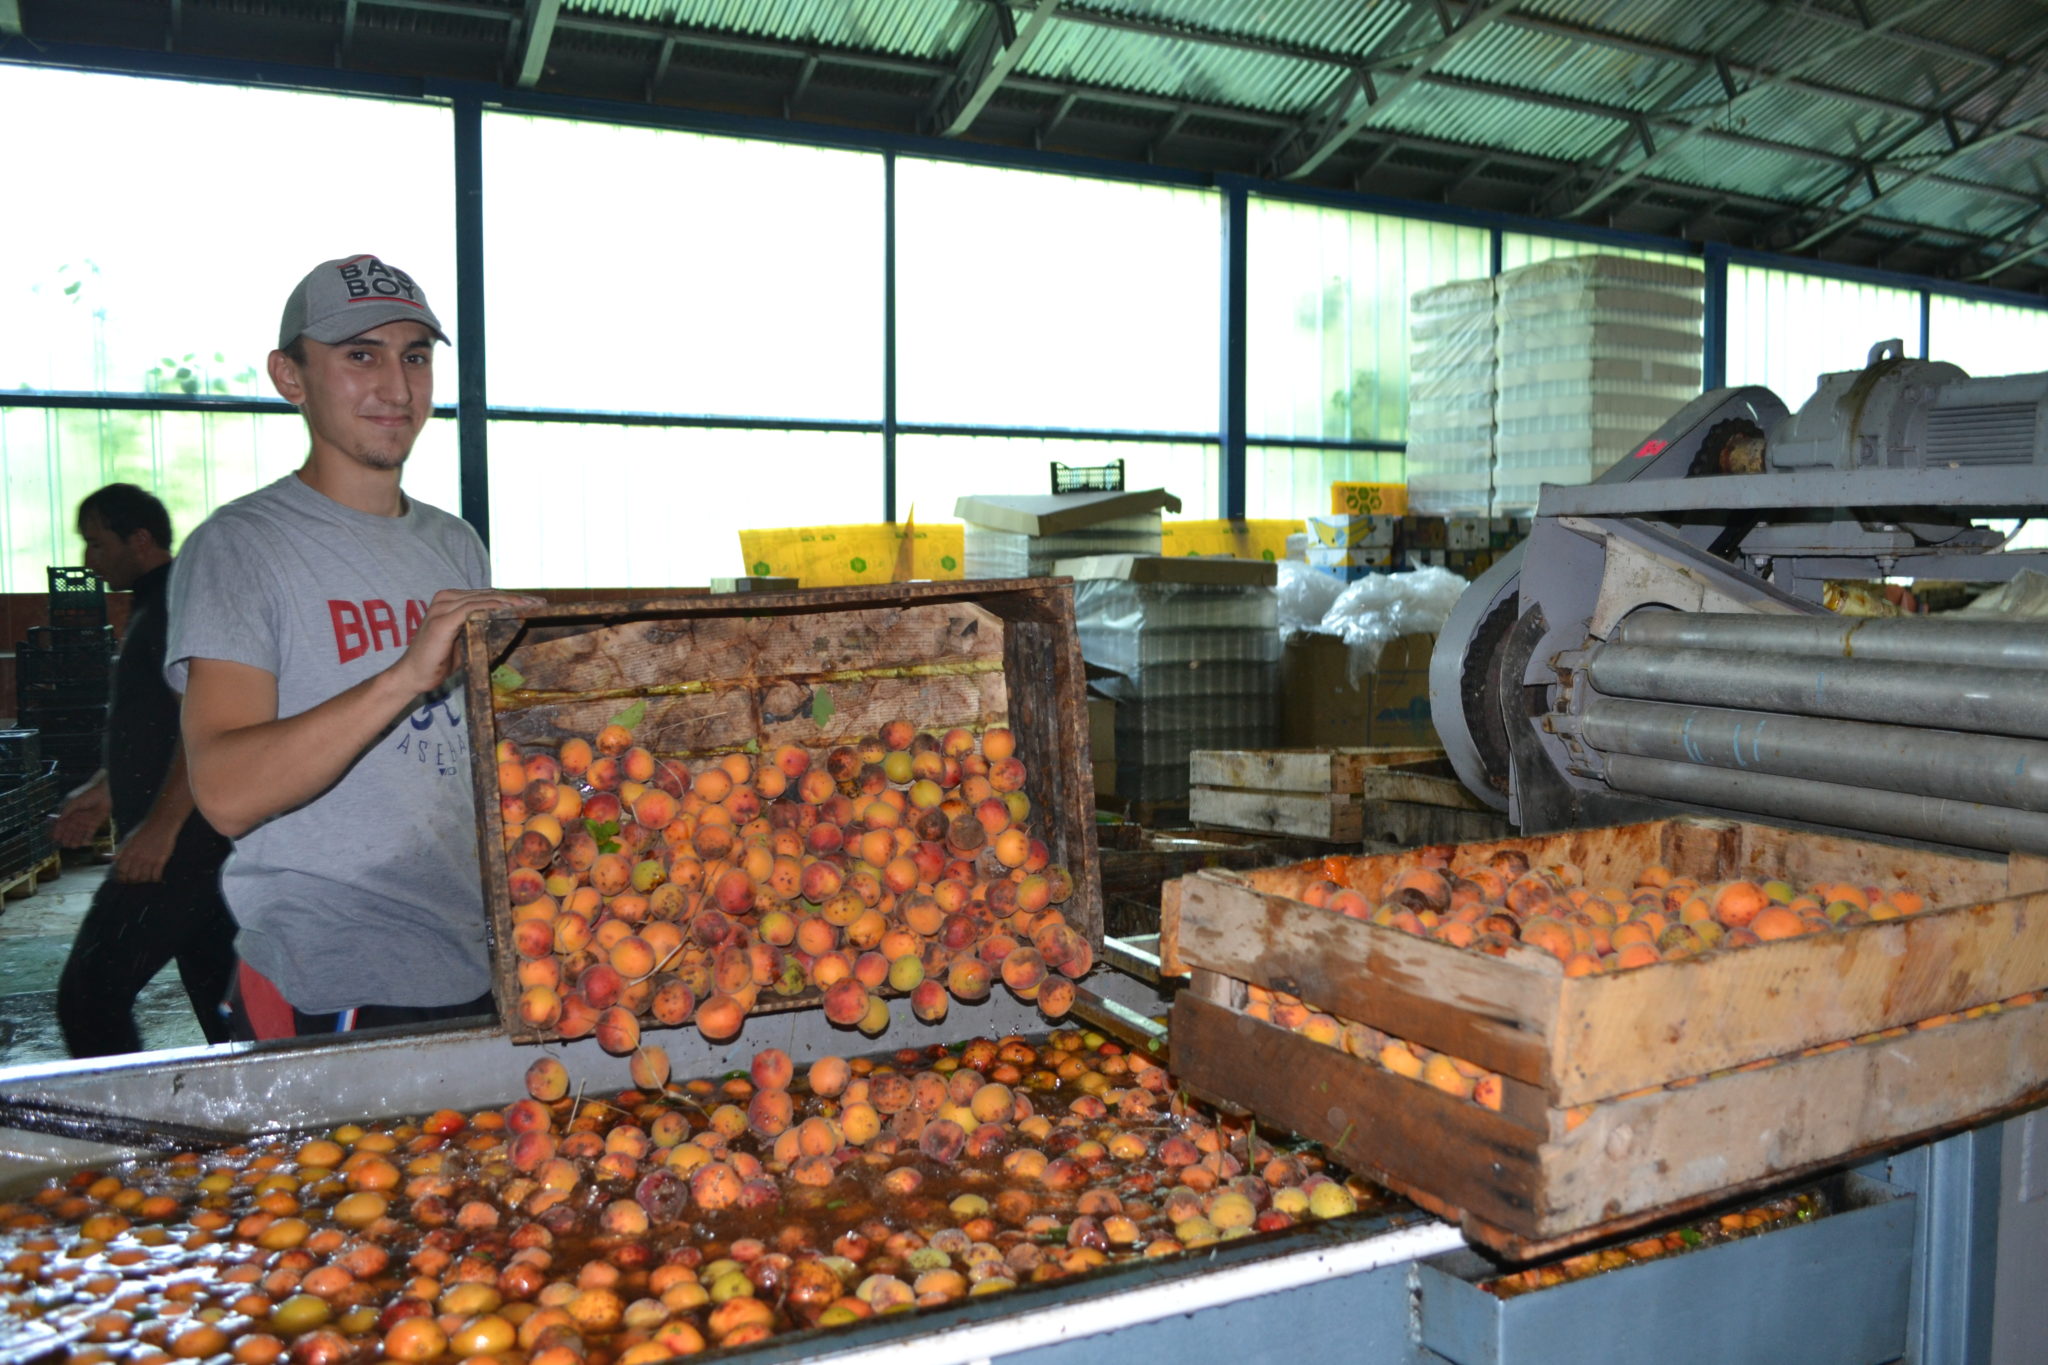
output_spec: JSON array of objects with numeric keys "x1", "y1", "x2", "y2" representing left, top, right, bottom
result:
[
  {"x1": 35, "y1": 735, "x2": 102, "y2": 785},
  {"x1": 16, "y1": 675, "x2": 111, "y2": 712},
  {"x1": 17, "y1": 699, "x2": 109, "y2": 736},
  {"x1": 1050, "y1": 460, "x2": 1125, "y2": 494},
  {"x1": 16, "y1": 646, "x2": 114, "y2": 694},
  {"x1": 26, "y1": 624, "x2": 114, "y2": 653},
  {"x1": 0, "y1": 761, "x2": 61, "y2": 838},
  {"x1": 0, "y1": 827, "x2": 36, "y2": 883},
  {"x1": 0, "y1": 730, "x2": 40, "y2": 777},
  {"x1": 47, "y1": 566, "x2": 107, "y2": 629}
]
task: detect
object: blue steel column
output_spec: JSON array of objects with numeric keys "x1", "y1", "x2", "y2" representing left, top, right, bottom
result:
[
  {"x1": 1219, "y1": 178, "x2": 1248, "y2": 520},
  {"x1": 1919, "y1": 289, "x2": 1932, "y2": 359},
  {"x1": 882, "y1": 151, "x2": 898, "y2": 523},
  {"x1": 453, "y1": 95, "x2": 491, "y2": 545},
  {"x1": 1488, "y1": 226, "x2": 1503, "y2": 277},
  {"x1": 1702, "y1": 243, "x2": 1728, "y2": 391}
]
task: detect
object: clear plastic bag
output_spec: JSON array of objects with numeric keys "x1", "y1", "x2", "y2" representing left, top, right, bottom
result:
[{"x1": 1317, "y1": 566, "x2": 1470, "y2": 685}]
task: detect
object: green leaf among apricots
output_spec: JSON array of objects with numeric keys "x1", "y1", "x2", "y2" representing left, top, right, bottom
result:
[
  {"x1": 811, "y1": 689, "x2": 835, "y2": 727},
  {"x1": 609, "y1": 699, "x2": 647, "y2": 733},
  {"x1": 490, "y1": 664, "x2": 525, "y2": 690},
  {"x1": 588, "y1": 819, "x2": 621, "y2": 856}
]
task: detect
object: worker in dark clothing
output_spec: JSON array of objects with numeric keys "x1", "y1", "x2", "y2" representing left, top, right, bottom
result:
[{"x1": 50, "y1": 484, "x2": 236, "y2": 1057}]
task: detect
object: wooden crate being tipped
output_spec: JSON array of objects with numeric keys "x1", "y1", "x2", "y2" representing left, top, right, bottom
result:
[
  {"x1": 1167, "y1": 816, "x2": 2048, "y2": 1258},
  {"x1": 461, "y1": 580, "x2": 1101, "y2": 1045},
  {"x1": 1188, "y1": 746, "x2": 1508, "y2": 844}
]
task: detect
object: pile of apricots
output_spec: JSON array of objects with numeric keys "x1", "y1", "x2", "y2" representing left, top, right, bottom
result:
[
  {"x1": 0, "y1": 1035, "x2": 1395, "y2": 1361},
  {"x1": 495, "y1": 721, "x2": 1088, "y2": 1053},
  {"x1": 1297, "y1": 845, "x2": 1935, "y2": 974}
]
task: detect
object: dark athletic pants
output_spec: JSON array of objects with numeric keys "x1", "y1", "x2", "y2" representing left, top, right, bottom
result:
[{"x1": 56, "y1": 819, "x2": 237, "y2": 1058}]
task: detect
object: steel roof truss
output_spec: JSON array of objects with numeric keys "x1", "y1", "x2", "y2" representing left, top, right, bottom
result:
[{"x1": 928, "y1": 0, "x2": 1062, "y2": 138}]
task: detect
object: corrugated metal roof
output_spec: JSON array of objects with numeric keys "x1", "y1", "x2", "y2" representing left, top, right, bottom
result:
[{"x1": 15, "y1": 0, "x2": 2047, "y2": 288}]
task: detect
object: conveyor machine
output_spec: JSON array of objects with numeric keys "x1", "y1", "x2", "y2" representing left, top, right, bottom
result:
[{"x1": 1431, "y1": 339, "x2": 2048, "y2": 853}]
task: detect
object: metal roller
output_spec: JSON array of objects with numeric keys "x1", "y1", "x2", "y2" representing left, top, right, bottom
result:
[
  {"x1": 1584, "y1": 645, "x2": 2048, "y2": 741},
  {"x1": 1600, "y1": 754, "x2": 2048, "y2": 857},
  {"x1": 1610, "y1": 613, "x2": 2048, "y2": 672},
  {"x1": 1578, "y1": 698, "x2": 2048, "y2": 813}
]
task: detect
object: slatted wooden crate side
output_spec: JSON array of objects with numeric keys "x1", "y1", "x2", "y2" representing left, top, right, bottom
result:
[
  {"x1": 1170, "y1": 992, "x2": 1549, "y2": 1236},
  {"x1": 464, "y1": 622, "x2": 525, "y2": 1038},
  {"x1": 1180, "y1": 982, "x2": 2048, "y2": 1258},
  {"x1": 1188, "y1": 788, "x2": 1363, "y2": 842},
  {"x1": 1174, "y1": 870, "x2": 1561, "y2": 1085},
  {"x1": 1548, "y1": 886, "x2": 2048, "y2": 1106},
  {"x1": 1186, "y1": 747, "x2": 1441, "y2": 794},
  {"x1": 1530, "y1": 995, "x2": 2048, "y2": 1254},
  {"x1": 488, "y1": 602, "x2": 1009, "y2": 755},
  {"x1": 988, "y1": 587, "x2": 1101, "y2": 946},
  {"x1": 1726, "y1": 822, "x2": 2011, "y2": 905}
]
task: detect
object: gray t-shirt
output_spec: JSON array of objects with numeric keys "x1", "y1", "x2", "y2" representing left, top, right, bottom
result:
[{"x1": 165, "y1": 472, "x2": 493, "y2": 1013}]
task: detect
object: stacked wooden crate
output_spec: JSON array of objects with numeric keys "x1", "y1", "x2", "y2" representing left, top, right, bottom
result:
[
  {"x1": 1187, "y1": 746, "x2": 1509, "y2": 845},
  {"x1": 1166, "y1": 816, "x2": 2048, "y2": 1258}
]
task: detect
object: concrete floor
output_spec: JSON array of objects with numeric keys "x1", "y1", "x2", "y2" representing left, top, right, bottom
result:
[{"x1": 0, "y1": 860, "x2": 211, "y2": 1068}]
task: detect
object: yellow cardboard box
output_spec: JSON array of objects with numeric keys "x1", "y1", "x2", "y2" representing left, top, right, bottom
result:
[
  {"x1": 737, "y1": 523, "x2": 965, "y2": 588},
  {"x1": 1330, "y1": 482, "x2": 1408, "y2": 517},
  {"x1": 1159, "y1": 518, "x2": 1296, "y2": 563}
]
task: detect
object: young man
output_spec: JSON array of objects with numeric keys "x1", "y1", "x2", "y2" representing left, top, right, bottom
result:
[
  {"x1": 50, "y1": 484, "x2": 237, "y2": 1057},
  {"x1": 166, "y1": 255, "x2": 534, "y2": 1040}
]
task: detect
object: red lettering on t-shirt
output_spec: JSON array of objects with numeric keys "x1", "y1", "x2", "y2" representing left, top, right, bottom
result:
[
  {"x1": 331, "y1": 598, "x2": 439, "y2": 662},
  {"x1": 329, "y1": 600, "x2": 368, "y2": 663},
  {"x1": 364, "y1": 599, "x2": 401, "y2": 653}
]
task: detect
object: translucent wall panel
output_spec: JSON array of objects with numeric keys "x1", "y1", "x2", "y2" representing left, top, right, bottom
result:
[
  {"x1": 1927, "y1": 296, "x2": 2048, "y2": 379},
  {"x1": 1498, "y1": 233, "x2": 1698, "y2": 273},
  {"x1": 896, "y1": 162, "x2": 1219, "y2": 431},
  {"x1": 897, "y1": 436, "x2": 1218, "y2": 525},
  {"x1": 1726, "y1": 266, "x2": 1922, "y2": 409},
  {"x1": 487, "y1": 424, "x2": 879, "y2": 589},
  {"x1": 1248, "y1": 202, "x2": 1490, "y2": 443},
  {"x1": 0, "y1": 68, "x2": 453, "y2": 397},
  {"x1": 1245, "y1": 446, "x2": 1405, "y2": 520},
  {"x1": 484, "y1": 116, "x2": 882, "y2": 419},
  {"x1": 0, "y1": 410, "x2": 458, "y2": 594}
]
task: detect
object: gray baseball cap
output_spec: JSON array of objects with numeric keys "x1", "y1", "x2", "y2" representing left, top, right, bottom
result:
[{"x1": 278, "y1": 255, "x2": 449, "y2": 350}]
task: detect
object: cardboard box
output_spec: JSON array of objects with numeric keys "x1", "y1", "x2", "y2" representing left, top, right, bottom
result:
[
  {"x1": 1328, "y1": 482, "x2": 1408, "y2": 516},
  {"x1": 1280, "y1": 631, "x2": 1438, "y2": 749},
  {"x1": 1445, "y1": 516, "x2": 1489, "y2": 551},
  {"x1": 1304, "y1": 544, "x2": 1396, "y2": 571},
  {"x1": 1304, "y1": 514, "x2": 1398, "y2": 550}
]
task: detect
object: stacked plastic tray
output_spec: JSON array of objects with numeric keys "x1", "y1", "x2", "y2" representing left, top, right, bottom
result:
[
  {"x1": 963, "y1": 514, "x2": 1164, "y2": 580},
  {"x1": 0, "y1": 730, "x2": 58, "y2": 883},
  {"x1": 1491, "y1": 257, "x2": 1704, "y2": 515},
  {"x1": 1073, "y1": 577, "x2": 1280, "y2": 806},
  {"x1": 1405, "y1": 277, "x2": 1498, "y2": 516},
  {"x1": 16, "y1": 568, "x2": 112, "y2": 786}
]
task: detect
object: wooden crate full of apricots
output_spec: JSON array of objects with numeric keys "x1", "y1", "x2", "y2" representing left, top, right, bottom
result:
[
  {"x1": 1166, "y1": 816, "x2": 2048, "y2": 1258},
  {"x1": 461, "y1": 580, "x2": 1101, "y2": 1052}
]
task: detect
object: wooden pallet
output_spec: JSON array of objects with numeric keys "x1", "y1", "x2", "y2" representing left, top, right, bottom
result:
[
  {"x1": 1188, "y1": 746, "x2": 1508, "y2": 844},
  {"x1": 1, "y1": 852, "x2": 60, "y2": 901}
]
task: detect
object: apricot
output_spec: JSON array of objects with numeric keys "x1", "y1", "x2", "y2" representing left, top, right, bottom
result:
[
  {"x1": 1750, "y1": 906, "x2": 1809, "y2": 941},
  {"x1": 594, "y1": 1006, "x2": 640, "y2": 1056},
  {"x1": 910, "y1": 979, "x2": 951, "y2": 1023},
  {"x1": 821, "y1": 978, "x2": 870, "y2": 1027},
  {"x1": 518, "y1": 986, "x2": 563, "y2": 1030},
  {"x1": 684, "y1": 992, "x2": 740, "y2": 1043},
  {"x1": 1713, "y1": 881, "x2": 1769, "y2": 929},
  {"x1": 1037, "y1": 977, "x2": 1076, "y2": 1018}
]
